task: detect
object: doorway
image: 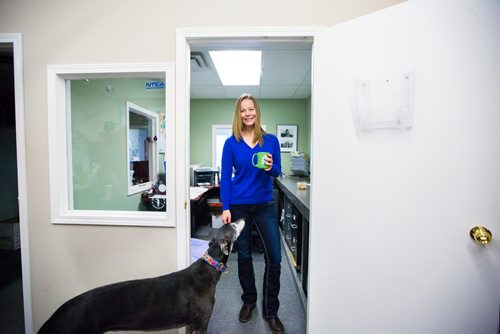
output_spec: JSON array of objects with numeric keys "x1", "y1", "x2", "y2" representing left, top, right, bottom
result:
[
  {"x1": 0, "y1": 34, "x2": 31, "y2": 334},
  {"x1": 177, "y1": 27, "x2": 319, "y2": 334}
]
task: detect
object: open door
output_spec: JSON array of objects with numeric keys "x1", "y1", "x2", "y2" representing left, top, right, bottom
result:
[
  {"x1": 309, "y1": 0, "x2": 499, "y2": 333},
  {"x1": 0, "y1": 34, "x2": 31, "y2": 333}
]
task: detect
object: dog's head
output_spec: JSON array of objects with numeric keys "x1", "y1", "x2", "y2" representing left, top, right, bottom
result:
[{"x1": 209, "y1": 219, "x2": 245, "y2": 256}]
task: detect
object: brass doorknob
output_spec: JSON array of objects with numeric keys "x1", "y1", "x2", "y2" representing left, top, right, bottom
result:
[{"x1": 469, "y1": 226, "x2": 493, "y2": 245}]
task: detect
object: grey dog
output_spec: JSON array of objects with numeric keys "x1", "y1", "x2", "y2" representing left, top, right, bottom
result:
[{"x1": 38, "y1": 219, "x2": 245, "y2": 334}]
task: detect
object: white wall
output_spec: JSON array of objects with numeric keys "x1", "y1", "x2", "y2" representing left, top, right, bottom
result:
[
  {"x1": 310, "y1": 0, "x2": 500, "y2": 333},
  {"x1": 0, "y1": 0, "x2": 404, "y2": 331}
]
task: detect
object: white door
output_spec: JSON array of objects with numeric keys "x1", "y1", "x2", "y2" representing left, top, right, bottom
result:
[{"x1": 309, "y1": 0, "x2": 500, "y2": 333}]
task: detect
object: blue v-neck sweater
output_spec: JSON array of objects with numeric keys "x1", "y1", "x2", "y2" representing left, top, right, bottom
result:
[{"x1": 220, "y1": 133, "x2": 281, "y2": 211}]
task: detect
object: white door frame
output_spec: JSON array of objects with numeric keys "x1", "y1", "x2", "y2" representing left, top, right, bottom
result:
[
  {"x1": 175, "y1": 26, "x2": 321, "y2": 332},
  {"x1": 0, "y1": 33, "x2": 32, "y2": 333}
]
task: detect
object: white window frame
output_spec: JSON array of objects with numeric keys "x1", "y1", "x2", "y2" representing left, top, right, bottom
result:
[
  {"x1": 47, "y1": 63, "x2": 175, "y2": 227},
  {"x1": 212, "y1": 124, "x2": 232, "y2": 170},
  {"x1": 212, "y1": 124, "x2": 266, "y2": 170},
  {"x1": 126, "y1": 101, "x2": 160, "y2": 196}
]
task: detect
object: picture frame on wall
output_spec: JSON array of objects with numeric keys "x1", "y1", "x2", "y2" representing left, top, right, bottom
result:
[{"x1": 277, "y1": 124, "x2": 298, "y2": 152}]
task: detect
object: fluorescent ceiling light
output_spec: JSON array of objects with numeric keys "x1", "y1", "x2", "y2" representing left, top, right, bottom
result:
[{"x1": 209, "y1": 50, "x2": 262, "y2": 86}]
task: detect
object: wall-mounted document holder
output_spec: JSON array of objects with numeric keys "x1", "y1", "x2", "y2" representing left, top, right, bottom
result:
[{"x1": 354, "y1": 72, "x2": 415, "y2": 130}]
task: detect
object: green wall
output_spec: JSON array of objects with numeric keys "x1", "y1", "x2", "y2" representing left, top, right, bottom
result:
[
  {"x1": 71, "y1": 78, "x2": 165, "y2": 211},
  {"x1": 190, "y1": 98, "x2": 310, "y2": 175},
  {"x1": 71, "y1": 88, "x2": 309, "y2": 211}
]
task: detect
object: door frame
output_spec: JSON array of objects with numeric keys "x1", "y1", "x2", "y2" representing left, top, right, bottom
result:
[
  {"x1": 175, "y1": 26, "x2": 321, "y2": 332},
  {"x1": 0, "y1": 33, "x2": 32, "y2": 333}
]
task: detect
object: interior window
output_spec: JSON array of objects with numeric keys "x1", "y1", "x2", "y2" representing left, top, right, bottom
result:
[
  {"x1": 212, "y1": 125, "x2": 266, "y2": 170},
  {"x1": 127, "y1": 101, "x2": 162, "y2": 196},
  {"x1": 69, "y1": 78, "x2": 166, "y2": 212},
  {"x1": 48, "y1": 64, "x2": 174, "y2": 226},
  {"x1": 212, "y1": 125, "x2": 232, "y2": 170}
]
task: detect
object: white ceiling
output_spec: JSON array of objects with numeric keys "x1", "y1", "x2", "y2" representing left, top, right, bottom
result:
[{"x1": 190, "y1": 39, "x2": 313, "y2": 100}]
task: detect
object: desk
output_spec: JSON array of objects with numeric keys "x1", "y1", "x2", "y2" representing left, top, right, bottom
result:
[
  {"x1": 190, "y1": 186, "x2": 220, "y2": 234},
  {"x1": 190, "y1": 186, "x2": 210, "y2": 200},
  {"x1": 276, "y1": 176, "x2": 310, "y2": 298}
]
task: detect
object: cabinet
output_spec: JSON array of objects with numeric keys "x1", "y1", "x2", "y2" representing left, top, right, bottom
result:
[{"x1": 276, "y1": 176, "x2": 309, "y2": 299}]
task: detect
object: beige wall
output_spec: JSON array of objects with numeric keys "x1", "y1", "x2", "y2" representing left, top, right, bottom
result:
[{"x1": 0, "y1": 0, "x2": 404, "y2": 332}]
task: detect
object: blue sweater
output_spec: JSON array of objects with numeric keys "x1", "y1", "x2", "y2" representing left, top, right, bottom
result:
[{"x1": 220, "y1": 133, "x2": 281, "y2": 210}]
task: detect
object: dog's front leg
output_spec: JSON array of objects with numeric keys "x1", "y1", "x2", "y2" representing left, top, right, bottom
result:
[
  {"x1": 188, "y1": 317, "x2": 209, "y2": 334},
  {"x1": 187, "y1": 326, "x2": 204, "y2": 334},
  {"x1": 186, "y1": 324, "x2": 204, "y2": 334},
  {"x1": 189, "y1": 324, "x2": 208, "y2": 334}
]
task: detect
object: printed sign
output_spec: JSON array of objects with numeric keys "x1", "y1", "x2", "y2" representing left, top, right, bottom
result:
[{"x1": 145, "y1": 81, "x2": 165, "y2": 90}]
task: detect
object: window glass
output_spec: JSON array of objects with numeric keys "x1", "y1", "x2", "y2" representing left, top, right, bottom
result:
[
  {"x1": 212, "y1": 125, "x2": 232, "y2": 171},
  {"x1": 70, "y1": 78, "x2": 166, "y2": 212},
  {"x1": 212, "y1": 125, "x2": 265, "y2": 171}
]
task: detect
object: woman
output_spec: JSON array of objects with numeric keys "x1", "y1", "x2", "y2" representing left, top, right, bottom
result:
[{"x1": 220, "y1": 93, "x2": 284, "y2": 334}]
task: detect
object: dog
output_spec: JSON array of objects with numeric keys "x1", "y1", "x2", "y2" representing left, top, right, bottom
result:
[{"x1": 38, "y1": 219, "x2": 245, "y2": 334}]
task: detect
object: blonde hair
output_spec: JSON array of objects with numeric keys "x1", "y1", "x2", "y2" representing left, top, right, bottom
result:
[{"x1": 232, "y1": 93, "x2": 266, "y2": 147}]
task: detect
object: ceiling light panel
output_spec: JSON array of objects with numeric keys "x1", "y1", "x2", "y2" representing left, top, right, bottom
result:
[{"x1": 209, "y1": 50, "x2": 262, "y2": 86}]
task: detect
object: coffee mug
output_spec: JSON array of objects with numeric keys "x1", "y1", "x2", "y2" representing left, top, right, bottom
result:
[{"x1": 252, "y1": 152, "x2": 270, "y2": 169}]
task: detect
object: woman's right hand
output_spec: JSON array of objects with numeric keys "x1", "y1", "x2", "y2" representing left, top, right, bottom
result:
[{"x1": 221, "y1": 210, "x2": 232, "y2": 224}]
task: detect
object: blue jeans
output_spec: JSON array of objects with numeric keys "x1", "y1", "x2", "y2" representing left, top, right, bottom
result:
[{"x1": 230, "y1": 202, "x2": 282, "y2": 317}]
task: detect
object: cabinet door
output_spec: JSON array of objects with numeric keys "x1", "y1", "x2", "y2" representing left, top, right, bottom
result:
[
  {"x1": 284, "y1": 197, "x2": 293, "y2": 247},
  {"x1": 290, "y1": 206, "x2": 301, "y2": 269}
]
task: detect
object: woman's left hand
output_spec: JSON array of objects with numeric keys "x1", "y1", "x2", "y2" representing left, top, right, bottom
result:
[{"x1": 264, "y1": 153, "x2": 273, "y2": 171}]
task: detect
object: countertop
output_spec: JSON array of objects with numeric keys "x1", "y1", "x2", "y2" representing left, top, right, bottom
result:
[{"x1": 275, "y1": 175, "x2": 310, "y2": 219}]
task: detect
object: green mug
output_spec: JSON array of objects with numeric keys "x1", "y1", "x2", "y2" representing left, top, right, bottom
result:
[{"x1": 252, "y1": 152, "x2": 270, "y2": 169}]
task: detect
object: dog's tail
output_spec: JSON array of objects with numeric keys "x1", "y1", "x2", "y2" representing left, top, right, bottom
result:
[
  {"x1": 37, "y1": 312, "x2": 72, "y2": 334},
  {"x1": 37, "y1": 315, "x2": 66, "y2": 334}
]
